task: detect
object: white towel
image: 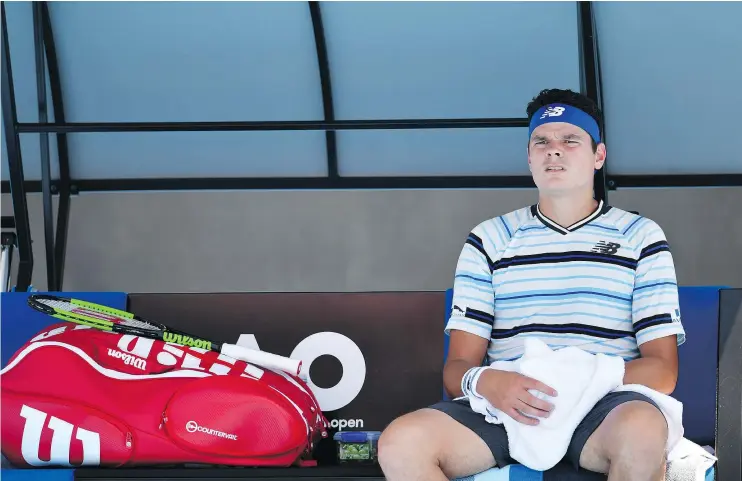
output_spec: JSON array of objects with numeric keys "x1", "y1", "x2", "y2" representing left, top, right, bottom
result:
[
  {"x1": 465, "y1": 338, "x2": 685, "y2": 471},
  {"x1": 665, "y1": 439, "x2": 717, "y2": 481}
]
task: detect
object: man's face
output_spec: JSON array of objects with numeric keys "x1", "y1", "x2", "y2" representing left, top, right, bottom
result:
[{"x1": 527, "y1": 122, "x2": 606, "y2": 197}]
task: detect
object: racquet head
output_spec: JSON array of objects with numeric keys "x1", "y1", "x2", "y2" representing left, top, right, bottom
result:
[{"x1": 27, "y1": 294, "x2": 164, "y2": 338}]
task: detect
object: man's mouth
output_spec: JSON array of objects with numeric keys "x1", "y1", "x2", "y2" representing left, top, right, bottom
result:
[{"x1": 545, "y1": 165, "x2": 565, "y2": 172}]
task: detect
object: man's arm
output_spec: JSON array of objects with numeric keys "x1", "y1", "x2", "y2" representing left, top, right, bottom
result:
[
  {"x1": 443, "y1": 330, "x2": 489, "y2": 398},
  {"x1": 443, "y1": 225, "x2": 501, "y2": 396},
  {"x1": 623, "y1": 336, "x2": 679, "y2": 394},
  {"x1": 627, "y1": 218, "x2": 686, "y2": 395}
]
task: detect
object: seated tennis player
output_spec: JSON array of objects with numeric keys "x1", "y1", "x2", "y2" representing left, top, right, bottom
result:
[{"x1": 378, "y1": 88, "x2": 686, "y2": 481}]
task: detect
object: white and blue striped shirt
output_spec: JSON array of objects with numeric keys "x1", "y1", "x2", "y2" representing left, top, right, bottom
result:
[{"x1": 445, "y1": 201, "x2": 686, "y2": 363}]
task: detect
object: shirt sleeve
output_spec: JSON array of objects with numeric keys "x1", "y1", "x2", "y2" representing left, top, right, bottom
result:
[
  {"x1": 445, "y1": 225, "x2": 496, "y2": 340},
  {"x1": 631, "y1": 220, "x2": 686, "y2": 347}
]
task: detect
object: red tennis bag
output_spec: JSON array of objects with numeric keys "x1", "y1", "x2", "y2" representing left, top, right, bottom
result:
[{"x1": 0, "y1": 322, "x2": 329, "y2": 468}]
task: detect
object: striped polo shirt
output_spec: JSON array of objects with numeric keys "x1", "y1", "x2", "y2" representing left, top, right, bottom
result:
[{"x1": 445, "y1": 200, "x2": 686, "y2": 363}]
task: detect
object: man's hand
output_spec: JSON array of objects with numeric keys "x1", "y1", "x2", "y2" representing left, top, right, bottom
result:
[
  {"x1": 477, "y1": 369, "x2": 558, "y2": 426},
  {"x1": 443, "y1": 330, "x2": 558, "y2": 425}
]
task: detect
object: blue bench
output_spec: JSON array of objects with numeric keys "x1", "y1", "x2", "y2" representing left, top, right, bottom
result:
[
  {"x1": 444, "y1": 286, "x2": 721, "y2": 481},
  {"x1": 0, "y1": 292, "x2": 129, "y2": 481}
]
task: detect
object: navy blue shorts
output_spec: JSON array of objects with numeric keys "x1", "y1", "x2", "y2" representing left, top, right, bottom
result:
[{"x1": 429, "y1": 391, "x2": 662, "y2": 472}]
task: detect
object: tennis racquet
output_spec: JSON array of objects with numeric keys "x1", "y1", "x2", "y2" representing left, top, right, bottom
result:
[{"x1": 26, "y1": 294, "x2": 302, "y2": 376}]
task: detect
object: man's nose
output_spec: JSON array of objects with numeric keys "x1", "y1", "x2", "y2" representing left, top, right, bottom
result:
[{"x1": 547, "y1": 150, "x2": 562, "y2": 157}]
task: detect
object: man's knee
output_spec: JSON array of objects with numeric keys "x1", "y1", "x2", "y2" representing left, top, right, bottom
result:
[
  {"x1": 378, "y1": 407, "x2": 496, "y2": 480},
  {"x1": 580, "y1": 401, "x2": 668, "y2": 473},
  {"x1": 378, "y1": 409, "x2": 440, "y2": 467},
  {"x1": 607, "y1": 401, "x2": 668, "y2": 458}
]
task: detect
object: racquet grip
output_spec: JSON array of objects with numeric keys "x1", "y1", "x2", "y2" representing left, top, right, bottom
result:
[{"x1": 220, "y1": 343, "x2": 302, "y2": 376}]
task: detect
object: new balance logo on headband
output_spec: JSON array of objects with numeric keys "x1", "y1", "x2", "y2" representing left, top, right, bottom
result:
[
  {"x1": 530, "y1": 103, "x2": 602, "y2": 143},
  {"x1": 540, "y1": 106, "x2": 566, "y2": 119}
]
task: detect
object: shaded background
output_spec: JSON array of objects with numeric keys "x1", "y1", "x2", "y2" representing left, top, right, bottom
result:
[{"x1": 2, "y1": 2, "x2": 740, "y2": 293}]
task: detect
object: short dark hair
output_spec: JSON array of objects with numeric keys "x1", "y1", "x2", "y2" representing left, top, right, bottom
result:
[{"x1": 526, "y1": 88, "x2": 603, "y2": 152}]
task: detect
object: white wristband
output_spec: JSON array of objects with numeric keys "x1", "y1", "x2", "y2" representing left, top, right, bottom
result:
[{"x1": 461, "y1": 366, "x2": 486, "y2": 399}]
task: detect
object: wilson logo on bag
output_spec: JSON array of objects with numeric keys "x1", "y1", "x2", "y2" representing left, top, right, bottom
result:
[{"x1": 18, "y1": 404, "x2": 106, "y2": 467}]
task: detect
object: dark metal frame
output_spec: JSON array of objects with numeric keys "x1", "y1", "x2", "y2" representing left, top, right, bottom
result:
[
  {"x1": 1, "y1": 3, "x2": 34, "y2": 292},
  {"x1": 578, "y1": 1, "x2": 607, "y2": 203},
  {"x1": 308, "y1": 1, "x2": 338, "y2": 180},
  {"x1": 33, "y1": 1, "x2": 56, "y2": 291},
  {"x1": 716, "y1": 288, "x2": 742, "y2": 481},
  {"x1": 1, "y1": 2, "x2": 70, "y2": 292},
  {"x1": 14, "y1": 116, "x2": 529, "y2": 134},
  {"x1": 41, "y1": 1, "x2": 72, "y2": 292},
  {"x1": 611, "y1": 174, "x2": 742, "y2": 188},
  {"x1": 1, "y1": 175, "x2": 538, "y2": 193},
  {"x1": 2, "y1": 1, "x2": 741, "y2": 293}
]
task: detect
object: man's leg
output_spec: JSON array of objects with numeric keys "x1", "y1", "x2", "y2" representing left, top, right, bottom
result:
[
  {"x1": 567, "y1": 393, "x2": 669, "y2": 481},
  {"x1": 378, "y1": 400, "x2": 506, "y2": 481}
]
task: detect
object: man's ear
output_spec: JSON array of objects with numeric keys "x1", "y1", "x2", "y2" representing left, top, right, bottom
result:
[
  {"x1": 527, "y1": 146, "x2": 532, "y2": 171},
  {"x1": 594, "y1": 143, "x2": 607, "y2": 170}
]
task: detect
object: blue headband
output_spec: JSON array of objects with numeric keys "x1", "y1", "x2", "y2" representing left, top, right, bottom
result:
[{"x1": 529, "y1": 103, "x2": 601, "y2": 143}]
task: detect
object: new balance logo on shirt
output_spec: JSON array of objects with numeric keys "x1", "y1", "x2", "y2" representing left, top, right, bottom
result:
[{"x1": 591, "y1": 241, "x2": 621, "y2": 255}]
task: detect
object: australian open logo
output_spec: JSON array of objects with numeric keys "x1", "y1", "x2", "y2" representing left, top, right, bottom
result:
[{"x1": 540, "y1": 106, "x2": 566, "y2": 119}]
